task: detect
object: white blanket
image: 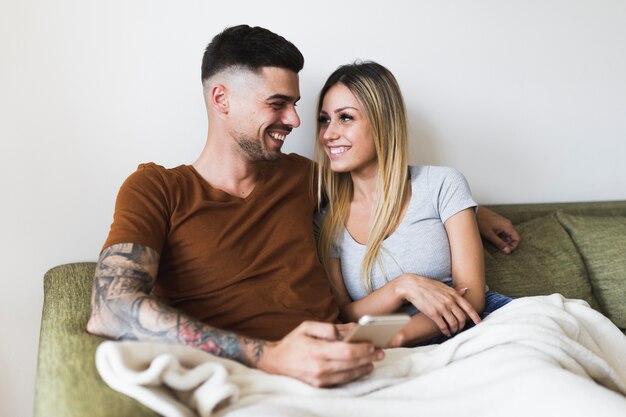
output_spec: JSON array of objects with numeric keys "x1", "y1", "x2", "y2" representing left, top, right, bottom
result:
[{"x1": 96, "y1": 295, "x2": 626, "y2": 417}]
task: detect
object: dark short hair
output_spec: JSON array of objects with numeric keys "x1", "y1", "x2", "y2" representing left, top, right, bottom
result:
[{"x1": 201, "y1": 25, "x2": 304, "y2": 82}]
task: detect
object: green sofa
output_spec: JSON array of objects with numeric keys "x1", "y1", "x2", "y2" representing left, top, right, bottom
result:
[{"x1": 34, "y1": 201, "x2": 626, "y2": 417}]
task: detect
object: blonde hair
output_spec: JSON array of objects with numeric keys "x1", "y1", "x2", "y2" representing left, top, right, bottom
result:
[{"x1": 315, "y1": 61, "x2": 409, "y2": 293}]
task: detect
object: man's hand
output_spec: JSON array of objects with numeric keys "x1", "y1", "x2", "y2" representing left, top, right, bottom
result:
[
  {"x1": 258, "y1": 321, "x2": 384, "y2": 387},
  {"x1": 476, "y1": 207, "x2": 521, "y2": 254},
  {"x1": 334, "y1": 322, "x2": 357, "y2": 339}
]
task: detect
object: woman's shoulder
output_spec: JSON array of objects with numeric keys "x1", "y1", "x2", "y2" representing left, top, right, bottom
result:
[{"x1": 409, "y1": 165, "x2": 465, "y2": 185}]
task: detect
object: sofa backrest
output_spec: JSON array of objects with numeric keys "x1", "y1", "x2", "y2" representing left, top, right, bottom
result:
[{"x1": 483, "y1": 200, "x2": 626, "y2": 332}]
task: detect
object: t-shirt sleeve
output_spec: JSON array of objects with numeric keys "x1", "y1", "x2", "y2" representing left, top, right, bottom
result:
[
  {"x1": 428, "y1": 166, "x2": 478, "y2": 224},
  {"x1": 102, "y1": 164, "x2": 170, "y2": 254}
]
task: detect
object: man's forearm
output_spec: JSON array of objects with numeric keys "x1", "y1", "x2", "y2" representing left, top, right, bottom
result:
[
  {"x1": 125, "y1": 294, "x2": 265, "y2": 367},
  {"x1": 87, "y1": 243, "x2": 265, "y2": 367}
]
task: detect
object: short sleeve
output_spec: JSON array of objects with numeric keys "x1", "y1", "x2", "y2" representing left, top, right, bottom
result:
[
  {"x1": 428, "y1": 166, "x2": 478, "y2": 224},
  {"x1": 102, "y1": 164, "x2": 170, "y2": 254}
]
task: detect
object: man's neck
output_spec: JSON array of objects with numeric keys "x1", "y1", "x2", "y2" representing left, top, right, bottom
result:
[{"x1": 192, "y1": 133, "x2": 265, "y2": 198}]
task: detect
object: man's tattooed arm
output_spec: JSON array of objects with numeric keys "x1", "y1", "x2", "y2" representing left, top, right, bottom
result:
[{"x1": 86, "y1": 243, "x2": 265, "y2": 367}]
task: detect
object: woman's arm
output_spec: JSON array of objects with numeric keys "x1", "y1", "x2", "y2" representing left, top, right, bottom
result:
[
  {"x1": 327, "y1": 257, "x2": 480, "y2": 338},
  {"x1": 445, "y1": 208, "x2": 486, "y2": 314},
  {"x1": 390, "y1": 208, "x2": 487, "y2": 347},
  {"x1": 327, "y1": 258, "x2": 405, "y2": 322},
  {"x1": 388, "y1": 314, "x2": 441, "y2": 347}
]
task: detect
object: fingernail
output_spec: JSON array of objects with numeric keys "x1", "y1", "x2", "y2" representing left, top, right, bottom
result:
[
  {"x1": 376, "y1": 351, "x2": 385, "y2": 360},
  {"x1": 502, "y1": 247, "x2": 511, "y2": 254}
]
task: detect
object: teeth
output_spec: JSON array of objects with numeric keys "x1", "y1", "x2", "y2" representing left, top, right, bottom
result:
[
  {"x1": 268, "y1": 132, "x2": 286, "y2": 141},
  {"x1": 329, "y1": 146, "x2": 350, "y2": 155}
]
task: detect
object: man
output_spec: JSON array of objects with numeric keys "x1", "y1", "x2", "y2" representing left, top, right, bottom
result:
[{"x1": 87, "y1": 25, "x2": 520, "y2": 388}]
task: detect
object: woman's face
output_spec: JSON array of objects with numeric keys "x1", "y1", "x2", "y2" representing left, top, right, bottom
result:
[{"x1": 318, "y1": 83, "x2": 377, "y2": 176}]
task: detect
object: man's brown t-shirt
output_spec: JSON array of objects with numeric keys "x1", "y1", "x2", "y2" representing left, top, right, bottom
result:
[{"x1": 103, "y1": 153, "x2": 339, "y2": 340}]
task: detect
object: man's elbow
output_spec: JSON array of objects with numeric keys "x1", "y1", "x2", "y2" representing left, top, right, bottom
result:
[
  {"x1": 86, "y1": 303, "x2": 117, "y2": 339},
  {"x1": 86, "y1": 312, "x2": 104, "y2": 336},
  {"x1": 86, "y1": 307, "x2": 106, "y2": 336},
  {"x1": 86, "y1": 299, "x2": 127, "y2": 340}
]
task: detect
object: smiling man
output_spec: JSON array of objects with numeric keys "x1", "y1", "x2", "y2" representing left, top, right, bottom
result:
[{"x1": 213, "y1": 67, "x2": 299, "y2": 162}]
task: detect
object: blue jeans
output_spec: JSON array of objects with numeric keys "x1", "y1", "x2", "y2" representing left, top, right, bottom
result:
[{"x1": 412, "y1": 291, "x2": 513, "y2": 346}]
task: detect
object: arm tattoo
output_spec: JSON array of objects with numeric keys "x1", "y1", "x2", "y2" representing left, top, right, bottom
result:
[
  {"x1": 92, "y1": 243, "x2": 157, "y2": 309},
  {"x1": 176, "y1": 316, "x2": 265, "y2": 366},
  {"x1": 90, "y1": 242, "x2": 266, "y2": 367}
]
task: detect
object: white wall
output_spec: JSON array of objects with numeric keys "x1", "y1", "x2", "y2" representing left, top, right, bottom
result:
[{"x1": 1, "y1": 1, "x2": 625, "y2": 415}]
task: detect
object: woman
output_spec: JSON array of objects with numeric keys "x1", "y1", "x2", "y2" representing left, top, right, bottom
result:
[{"x1": 314, "y1": 61, "x2": 512, "y2": 346}]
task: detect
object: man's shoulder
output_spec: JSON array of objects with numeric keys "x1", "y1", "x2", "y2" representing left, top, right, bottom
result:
[
  {"x1": 266, "y1": 153, "x2": 314, "y2": 179},
  {"x1": 129, "y1": 162, "x2": 191, "y2": 182},
  {"x1": 278, "y1": 153, "x2": 313, "y2": 169},
  {"x1": 121, "y1": 163, "x2": 194, "y2": 195},
  {"x1": 134, "y1": 162, "x2": 190, "y2": 176}
]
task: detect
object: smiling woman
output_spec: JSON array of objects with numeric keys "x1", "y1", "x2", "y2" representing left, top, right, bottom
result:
[
  {"x1": 314, "y1": 61, "x2": 510, "y2": 346},
  {"x1": 318, "y1": 83, "x2": 377, "y2": 175}
]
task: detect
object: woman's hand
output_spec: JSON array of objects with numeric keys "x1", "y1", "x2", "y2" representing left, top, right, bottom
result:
[{"x1": 392, "y1": 274, "x2": 480, "y2": 337}]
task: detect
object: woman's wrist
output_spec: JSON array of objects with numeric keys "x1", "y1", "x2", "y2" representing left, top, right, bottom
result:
[{"x1": 392, "y1": 274, "x2": 414, "y2": 302}]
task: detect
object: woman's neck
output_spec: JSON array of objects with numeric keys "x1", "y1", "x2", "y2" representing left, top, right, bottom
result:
[{"x1": 350, "y1": 166, "x2": 379, "y2": 204}]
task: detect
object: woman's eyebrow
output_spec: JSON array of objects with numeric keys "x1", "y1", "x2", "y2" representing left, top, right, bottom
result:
[{"x1": 333, "y1": 106, "x2": 358, "y2": 113}]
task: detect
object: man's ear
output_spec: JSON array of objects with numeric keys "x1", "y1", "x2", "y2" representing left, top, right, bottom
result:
[{"x1": 208, "y1": 84, "x2": 229, "y2": 114}]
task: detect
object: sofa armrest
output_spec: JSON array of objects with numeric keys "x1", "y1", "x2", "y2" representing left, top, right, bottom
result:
[{"x1": 34, "y1": 262, "x2": 157, "y2": 417}]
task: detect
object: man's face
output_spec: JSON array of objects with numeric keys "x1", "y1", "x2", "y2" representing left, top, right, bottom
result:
[{"x1": 227, "y1": 67, "x2": 301, "y2": 162}]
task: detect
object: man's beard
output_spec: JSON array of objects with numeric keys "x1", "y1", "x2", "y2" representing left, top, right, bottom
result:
[{"x1": 237, "y1": 135, "x2": 280, "y2": 162}]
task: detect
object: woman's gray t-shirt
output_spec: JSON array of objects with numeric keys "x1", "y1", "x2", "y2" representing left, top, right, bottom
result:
[{"x1": 317, "y1": 166, "x2": 477, "y2": 310}]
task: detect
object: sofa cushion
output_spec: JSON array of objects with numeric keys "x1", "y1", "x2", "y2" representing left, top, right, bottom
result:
[
  {"x1": 557, "y1": 213, "x2": 626, "y2": 330},
  {"x1": 35, "y1": 262, "x2": 158, "y2": 417},
  {"x1": 484, "y1": 214, "x2": 600, "y2": 311}
]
